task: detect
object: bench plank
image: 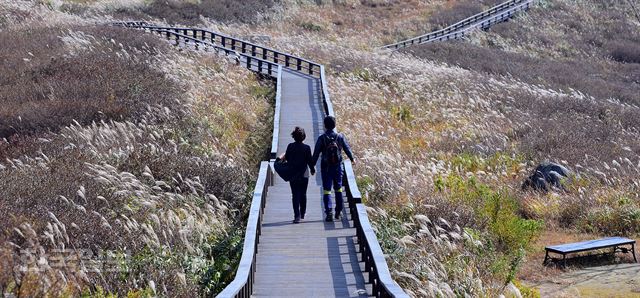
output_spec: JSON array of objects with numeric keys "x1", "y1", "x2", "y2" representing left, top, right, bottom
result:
[{"x1": 546, "y1": 237, "x2": 635, "y2": 254}]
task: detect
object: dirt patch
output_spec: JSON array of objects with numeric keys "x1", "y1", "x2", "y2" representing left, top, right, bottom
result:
[{"x1": 532, "y1": 263, "x2": 640, "y2": 297}]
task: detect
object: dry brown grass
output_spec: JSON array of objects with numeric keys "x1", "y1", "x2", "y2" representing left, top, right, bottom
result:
[
  {"x1": 427, "y1": 0, "x2": 505, "y2": 30},
  {"x1": 0, "y1": 2, "x2": 274, "y2": 296},
  {"x1": 0, "y1": 25, "x2": 179, "y2": 140},
  {"x1": 141, "y1": 0, "x2": 280, "y2": 25},
  {"x1": 404, "y1": 41, "x2": 640, "y2": 105},
  {"x1": 59, "y1": 0, "x2": 281, "y2": 25},
  {"x1": 3, "y1": 0, "x2": 639, "y2": 296}
]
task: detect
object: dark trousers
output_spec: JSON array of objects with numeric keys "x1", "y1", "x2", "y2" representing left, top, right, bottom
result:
[
  {"x1": 289, "y1": 177, "x2": 308, "y2": 219},
  {"x1": 322, "y1": 164, "x2": 343, "y2": 214}
]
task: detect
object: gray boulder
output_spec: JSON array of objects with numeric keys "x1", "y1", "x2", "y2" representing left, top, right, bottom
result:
[{"x1": 522, "y1": 162, "x2": 571, "y2": 192}]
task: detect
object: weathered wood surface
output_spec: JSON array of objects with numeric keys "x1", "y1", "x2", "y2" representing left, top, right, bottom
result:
[{"x1": 252, "y1": 69, "x2": 370, "y2": 297}]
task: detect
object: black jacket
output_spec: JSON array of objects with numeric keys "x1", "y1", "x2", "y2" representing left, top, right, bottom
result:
[{"x1": 285, "y1": 142, "x2": 314, "y2": 180}]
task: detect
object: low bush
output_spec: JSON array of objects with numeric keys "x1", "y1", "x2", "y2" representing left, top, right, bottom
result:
[
  {"x1": 435, "y1": 174, "x2": 543, "y2": 252},
  {"x1": 607, "y1": 39, "x2": 640, "y2": 64},
  {"x1": 581, "y1": 197, "x2": 640, "y2": 235},
  {"x1": 369, "y1": 173, "x2": 543, "y2": 295}
]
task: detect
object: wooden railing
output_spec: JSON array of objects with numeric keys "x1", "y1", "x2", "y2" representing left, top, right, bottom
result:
[
  {"x1": 217, "y1": 161, "x2": 273, "y2": 298},
  {"x1": 270, "y1": 66, "x2": 283, "y2": 160},
  {"x1": 117, "y1": 22, "x2": 321, "y2": 77},
  {"x1": 383, "y1": 0, "x2": 534, "y2": 50},
  {"x1": 116, "y1": 22, "x2": 281, "y2": 77},
  {"x1": 114, "y1": 21, "x2": 407, "y2": 298}
]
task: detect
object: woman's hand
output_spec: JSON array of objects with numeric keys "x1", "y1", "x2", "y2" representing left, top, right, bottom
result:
[
  {"x1": 278, "y1": 153, "x2": 286, "y2": 161},
  {"x1": 310, "y1": 168, "x2": 316, "y2": 176}
]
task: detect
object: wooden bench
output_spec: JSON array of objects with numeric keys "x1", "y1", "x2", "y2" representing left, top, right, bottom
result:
[{"x1": 544, "y1": 237, "x2": 637, "y2": 266}]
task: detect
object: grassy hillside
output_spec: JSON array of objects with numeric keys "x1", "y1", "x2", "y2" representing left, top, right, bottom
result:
[
  {"x1": 1, "y1": 0, "x2": 639, "y2": 297},
  {"x1": 0, "y1": 1, "x2": 274, "y2": 296},
  {"x1": 217, "y1": 0, "x2": 639, "y2": 296},
  {"x1": 58, "y1": 0, "x2": 281, "y2": 25}
]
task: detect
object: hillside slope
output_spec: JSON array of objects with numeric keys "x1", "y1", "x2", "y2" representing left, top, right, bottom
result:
[{"x1": 1, "y1": 0, "x2": 639, "y2": 297}]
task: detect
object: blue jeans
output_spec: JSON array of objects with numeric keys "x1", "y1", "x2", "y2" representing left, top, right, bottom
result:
[
  {"x1": 289, "y1": 177, "x2": 308, "y2": 219},
  {"x1": 321, "y1": 164, "x2": 343, "y2": 214}
]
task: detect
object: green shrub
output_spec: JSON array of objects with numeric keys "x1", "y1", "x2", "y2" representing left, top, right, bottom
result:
[
  {"x1": 581, "y1": 198, "x2": 640, "y2": 235},
  {"x1": 299, "y1": 21, "x2": 324, "y2": 32},
  {"x1": 514, "y1": 280, "x2": 541, "y2": 298},
  {"x1": 484, "y1": 190, "x2": 543, "y2": 254},
  {"x1": 390, "y1": 105, "x2": 414, "y2": 125},
  {"x1": 435, "y1": 174, "x2": 543, "y2": 285}
]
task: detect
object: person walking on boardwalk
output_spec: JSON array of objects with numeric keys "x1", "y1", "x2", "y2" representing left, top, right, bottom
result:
[
  {"x1": 278, "y1": 127, "x2": 315, "y2": 224},
  {"x1": 312, "y1": 116, "x2": 355, "y2": 222}
]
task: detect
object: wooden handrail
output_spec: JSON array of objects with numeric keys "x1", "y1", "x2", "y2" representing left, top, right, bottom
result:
[
  {"x1": 382, "y1": 0, "x2": 534, "y2": 50},
  {"x1": 320, "y1": 65, "x2": 335, "y2": 118},
  {"x1": 343, "y1": 161, "x2": 408, "y2": 298},
  {"x1": 270, "y1": 66, "x2": 283, "y2": 159},
  {"x1": 116, "y1": 22, "x2": 322, "y2": 77},
  {"x1": 113, "y1": 23, "x2": 281, "y2": 78},
  {"x1": 216, "y1": 161, "x2": 273, "y2": 298}
]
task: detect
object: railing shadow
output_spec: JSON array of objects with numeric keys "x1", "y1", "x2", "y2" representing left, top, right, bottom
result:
[{"x1": 326, "y1": 236, "x2": 370, "y2": 297}]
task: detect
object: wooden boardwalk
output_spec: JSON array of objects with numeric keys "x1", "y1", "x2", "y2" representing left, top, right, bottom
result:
[{"x1": 252, "y1": 69, "x2": 370, "y2": 297}]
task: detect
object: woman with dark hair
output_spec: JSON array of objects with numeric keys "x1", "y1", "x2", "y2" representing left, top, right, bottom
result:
[{"x1": 279, "y1": 127, "x2": 315, "y2": 223}]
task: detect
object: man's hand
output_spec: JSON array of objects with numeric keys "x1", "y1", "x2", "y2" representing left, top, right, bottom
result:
[
  {"x1": 310, "y1": 168, "x2": 316, "y2": 176},
  {"x1": 278, "y1": 153, "x2": 286, "y2": 160}
]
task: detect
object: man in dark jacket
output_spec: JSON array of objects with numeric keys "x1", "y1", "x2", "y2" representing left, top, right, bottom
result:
[{"x1": 312, "y1": 116, "x2": 354, "y2": 222}]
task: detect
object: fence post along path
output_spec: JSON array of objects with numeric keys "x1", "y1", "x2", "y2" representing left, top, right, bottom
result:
[{"x1": 114, "y1": 22, "x2": 408, "y2": 297}]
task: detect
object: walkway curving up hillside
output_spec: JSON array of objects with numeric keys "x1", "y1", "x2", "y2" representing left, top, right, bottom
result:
[{"x1": 114, "y1": 22, "x2": 408, "y2": 298}]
